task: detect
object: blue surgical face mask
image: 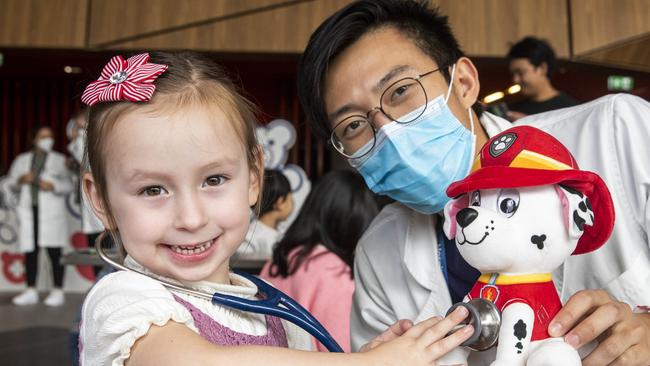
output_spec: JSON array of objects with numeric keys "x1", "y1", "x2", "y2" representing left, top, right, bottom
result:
[{"x1": 349, "y1": 64, "x2": 476, "y2": 214}]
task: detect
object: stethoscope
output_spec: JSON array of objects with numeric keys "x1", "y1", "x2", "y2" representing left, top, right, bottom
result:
[{"x1": 95, "y1": 236, "x2": 344, "y2": 352}]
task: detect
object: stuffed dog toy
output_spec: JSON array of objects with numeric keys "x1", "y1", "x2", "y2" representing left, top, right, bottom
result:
[{"x1": 442, "y1": 126, "x2": 615, "y2": 366}]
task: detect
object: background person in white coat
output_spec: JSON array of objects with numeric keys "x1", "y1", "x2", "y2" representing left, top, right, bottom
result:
[
  {"x1": 67, "y1": 110, "x2": 105, "y2": 276},
  {"x1": 8, "y1": 125, "x2": 73, "y2": 306},
  {"x1": 297, "y1": 1, "x2": 650, "y2": 364}
]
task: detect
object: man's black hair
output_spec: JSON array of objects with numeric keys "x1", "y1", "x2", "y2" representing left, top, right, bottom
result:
[
  {"x1": 507, "y1": 36, "x2": 557, "y2": 78},
  {"x1": 298, "y1": 0, "x2": 475, "y2": 140},
  {"x1": 259, "y1": 169, "x2": 292, "y2": 217}
]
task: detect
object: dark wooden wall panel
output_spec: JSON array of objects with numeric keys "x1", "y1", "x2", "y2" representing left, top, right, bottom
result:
[
  {"x1": 0, "y1": 0, "x2": 88, "y2": 48},
  {"x1": 436, "y1": 0, "x2": 570, "y2": 57},
  {"x1": 88, "y1": 0, "x2": 296, "y2": 46},
  {"x1": 571, "y1": 0, "x2": 650, "y2": 56}
]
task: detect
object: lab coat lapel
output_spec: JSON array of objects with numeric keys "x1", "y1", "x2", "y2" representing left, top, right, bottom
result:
[
  {"x1": 403, "y1": 210, "x2": 437, "y2": 290},
  {"x1": 403, "y1": 212, "x2": 454, "y2": 322}
]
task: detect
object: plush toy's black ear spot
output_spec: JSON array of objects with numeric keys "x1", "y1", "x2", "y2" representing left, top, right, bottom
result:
[
  {"x1": 579, "y1": 201, "x2": 587, "y2": 212},
  {"x1": 560, "y1": 184, "x2": 584, "y2": 198},
  {"x1": 585, "y1": 197, "x2": 593, "y2": 211},
  {"x1": 573, "y1": 210, "x2": 586, "y2": 231}
]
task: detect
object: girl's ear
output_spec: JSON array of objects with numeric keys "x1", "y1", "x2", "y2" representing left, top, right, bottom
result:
[
  {"x1": 248, "y1": 145, "x2": 264, "y2": 207},
  {"x1": 82, "y1": 172, "x2": 112, "y2": 229},
  {"x1": 272, "y1": 196, "x2": 284, "y2": 211}
]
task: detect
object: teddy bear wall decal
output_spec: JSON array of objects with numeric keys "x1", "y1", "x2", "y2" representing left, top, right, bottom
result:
[
  {"x1": 254, "y1": 119, "x2": 311, "y2": 233},
  {"x1": 439, "y1": 126, "x2": 615, "y2": 366}
]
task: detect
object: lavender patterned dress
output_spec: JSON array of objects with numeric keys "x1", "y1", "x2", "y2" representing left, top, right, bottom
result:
[{"x1": 173, "y1": 295, "x2": 288, "y2": 347}]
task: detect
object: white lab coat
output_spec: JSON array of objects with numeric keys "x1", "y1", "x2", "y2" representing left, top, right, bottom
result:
[
  {"x1": 350, "y1": 94, "x2": 650, "y2": 361},
  {"x1": 68, "y1": 133, "x2": 104, "y2": 234},
  {"x1": 7, "y1": 150, "x2": 73, "y2": 252}
]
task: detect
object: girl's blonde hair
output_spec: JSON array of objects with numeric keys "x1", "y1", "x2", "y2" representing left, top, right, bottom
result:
[{"x1": 85, "y1": 52, "x2": 263, "y2": 246}]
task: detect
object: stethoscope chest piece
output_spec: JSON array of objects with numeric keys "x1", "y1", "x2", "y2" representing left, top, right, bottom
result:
[{"x1": 446, "y1": 298, "x2": 501, "y2": 351}]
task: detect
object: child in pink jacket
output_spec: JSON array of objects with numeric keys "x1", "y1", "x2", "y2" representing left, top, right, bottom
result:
[{"x1": 260, "y1": 170, "x2": 379, "y2": 352}]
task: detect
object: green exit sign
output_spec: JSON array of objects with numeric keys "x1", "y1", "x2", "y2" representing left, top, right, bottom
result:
[{"x1": 608, "y1": 75, "x2": 634, "y2": 91}]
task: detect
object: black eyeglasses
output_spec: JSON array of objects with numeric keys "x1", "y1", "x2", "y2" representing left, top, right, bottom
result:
[{"x1": 330, "y1": 68, "x2": 443, "y2": 158}]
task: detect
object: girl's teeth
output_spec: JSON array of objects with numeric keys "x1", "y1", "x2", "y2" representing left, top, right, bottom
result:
[{"x1": 172, "y1": 239, "x2": 213, "y2": 255}]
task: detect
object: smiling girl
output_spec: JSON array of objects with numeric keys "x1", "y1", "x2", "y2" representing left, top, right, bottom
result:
[{"x1": 79, "y1": 51, "x2": 473, "y2": 366}]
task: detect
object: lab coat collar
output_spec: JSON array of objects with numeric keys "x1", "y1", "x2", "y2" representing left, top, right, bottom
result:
[{"x1": 479, "y1": 111, "x2": 512, "y2": 137}]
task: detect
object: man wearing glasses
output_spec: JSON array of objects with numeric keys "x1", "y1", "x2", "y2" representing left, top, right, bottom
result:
[{"x1": 298, "y1": 0, "x2": 650, "y2": 364}]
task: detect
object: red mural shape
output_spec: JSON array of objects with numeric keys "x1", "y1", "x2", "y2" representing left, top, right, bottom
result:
[{"x1": 1, "y1": 252, "x2": 25, "y2": 283}]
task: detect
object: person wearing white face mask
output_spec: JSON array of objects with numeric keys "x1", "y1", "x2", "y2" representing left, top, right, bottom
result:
[
  {"x1": 7, "y1": 125, "x2": 73, "y2": 306},
  {"x1": 298, "y1": 1, "x2": 650, "y2": 364}
]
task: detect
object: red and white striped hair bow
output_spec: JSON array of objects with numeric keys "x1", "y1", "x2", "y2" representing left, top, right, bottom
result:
[{"x1": 81, "y1": 53, "x2": 168, "y2": 106}]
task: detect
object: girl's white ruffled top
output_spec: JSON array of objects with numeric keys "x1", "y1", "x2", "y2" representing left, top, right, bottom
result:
[{"x1": 79, "y1": 256, "x2": 312, "y2": 366}]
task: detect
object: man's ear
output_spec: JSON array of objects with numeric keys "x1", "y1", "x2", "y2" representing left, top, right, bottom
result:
[
  {"x1": 82, "y1": 172, "x2": 111, "y2": 229},
  {"x1": 537, "y1": 62, "x2": 549, "y2": 77},
  {"x1": 556, "y1": 185, "x2": 594, "y2": 239},
  {"x1": 443, "y1": 194, "x2": 469, "y2": 240},
  {"x1": 452, "y1": 57, "x2": 480, "y2": 110}
]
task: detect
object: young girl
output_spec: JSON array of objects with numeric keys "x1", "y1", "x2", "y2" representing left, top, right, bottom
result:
[
  {"x1": 261, "y1": 169, "x2": 378, "y2": 352},
  {"x1": 79, "y1": 51, "x2": 473, "y2": 365}
]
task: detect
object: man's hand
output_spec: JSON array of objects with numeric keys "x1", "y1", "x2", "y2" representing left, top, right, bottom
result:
[
  {"x1": 549, "y1": 289, "x2": 650, "y2": 365},
  {"x1": 360, "y1": 319, "x2": 414, "y2": 352},
  {"x1": 39, "y1": 180, "x2": 55, "y2": 192},
  {"x1": 18, "y1": 172, "x2": 34, "y2": 184}
]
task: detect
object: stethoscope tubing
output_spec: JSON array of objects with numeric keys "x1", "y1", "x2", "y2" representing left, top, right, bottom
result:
[{"x1": 95, "y1": 238, "x2": 343, "y2": 352}]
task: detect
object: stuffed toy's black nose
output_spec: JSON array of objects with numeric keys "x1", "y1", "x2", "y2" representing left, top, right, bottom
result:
[{"x1": 456, "y1": 208, "x2": 478, "y2": 228}]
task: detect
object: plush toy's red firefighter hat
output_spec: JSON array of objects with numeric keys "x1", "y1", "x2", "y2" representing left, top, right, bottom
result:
[{"x1": 447, "y1": 126, "x2": 614, "y2": 255}]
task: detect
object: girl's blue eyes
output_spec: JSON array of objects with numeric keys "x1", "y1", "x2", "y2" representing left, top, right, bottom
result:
[{"x1": 139, "y1": 176, "x2": 226, "y2": 196}]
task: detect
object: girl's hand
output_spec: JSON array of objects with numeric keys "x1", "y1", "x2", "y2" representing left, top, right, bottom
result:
[
  {"x1": 360, "y1": 319, "x2": 414, "y2": 352},
  {"x1": 365, "y1": 306, "x2": 473, "y2": 365}
]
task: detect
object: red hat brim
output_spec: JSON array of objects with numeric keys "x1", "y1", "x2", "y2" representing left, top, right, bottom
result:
[{"x1": 447, "y1": 166, "x2": 615, "y2": 255}]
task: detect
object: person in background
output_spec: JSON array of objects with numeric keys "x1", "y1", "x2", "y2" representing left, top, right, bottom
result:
[
  {"x1": 260, "y1": 170, "x2": 379, "y2": 352},
  {"x1": 237, "y1": 169, "x2": 292, "y2": 260},
  {"x1": 8, "y1": 125, "x2": 73, "y2": 306},
  {"x1": 67, "y1": 109, "x2": 105, "y2": 276},
  {"x1": 506, "y1": 36, "x2": 578, "y2": 121}
]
